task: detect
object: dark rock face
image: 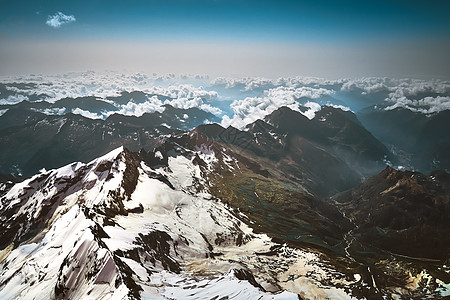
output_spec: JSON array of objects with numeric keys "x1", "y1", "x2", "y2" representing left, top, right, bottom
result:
[
  {"x1": 0, "y1": 174, "x2": 23, "y2": 184},
  {"x1": 107, "y1": 91, "x2": 152, "y2": 105},
  {"x1": 358, "y1": 107, "x2": 450, "y2": 172},
  {"x1": 105, "y1": 104, "x2": 219, "y2": 131},
  {"x1": 265, "y1": 106, "x2": 394, "y2": 178},
  {"x1": 333, "y1": 166, "x2": 450, "y2": 259},
  {"x1": 0, "y1": 104, "x2": 217, "y2": 177},
  {"x1": 195, "y1": 106, "x2": 389, "y2": 196},
  {"x1": 135, "y1": 231, "x2": 181, "y2": 273},
  {"x1": 233, "y1": 269, "x2": 265, "y2": 291}
]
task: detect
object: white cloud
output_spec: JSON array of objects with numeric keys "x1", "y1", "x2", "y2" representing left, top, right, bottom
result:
[
  {"x1": 199, "y1": 104, "x2": 222, "y2": 115},
  {"x1": 115, "y1": 96, "x2": 164, "y2": 117},
  {"x1": 341, "y1": 77, "x2": 390, "y2": 93},
  {"x1": 46, "y1": 12, "x2": 76, "y2": 28},
  {"x1": 112, "y1": 85, "x2": 222, "y2": 116},
  {"x1": 221, "y1": 86, "x2": 333, "y2": 129},
  {"x1": 152, "y1": 84, "x2": 218, "y2": 102},
  {"x1": 163, "y1": 96, "x2": 222, "y2": 115},
  {"x1": 31, "y1": 107, "x2": 66, "y2": 115},
  {"x1": 385, "y1": 95, "x2": 450, "y2": 114},
  {"x1": 338, "y1": 77, "x2": 450, "y2": 114},
  {"x1": 1, "y1": 72, "x2": 219, "y2": 106},
  {"x1": 148, "y1": 85, "x2": 221, "y2": 114},
  {"x1": 3, "y1": 72, "x2": 449, "y2": 124},
  {"x1": 327, "y1": 104, "x2": 352, "y2": 112},
  {"x1": 213, "y1": 76, "x2": 450, "y2": 100},
  {"x1": 381, "y1": 78, "x2": 450, "y2": 114},
  {"x1": 212, "y1": 77, "x2": 275, "y2": 91},
  {"x1": 0, "y1": 73, "x2": 224, "y2": 120},
  {"x1": 387, "y1": 79, "x2": 450, "y2": 98},
  {"x1": 274, "y1": 77, "x2": 344, "y2": 88},
  {"x1": 211, "y1": 76, "x2": 343, "y2": 91},
  {"x1": 303, "y1": 102, "x2": 322, "y2": 119},
  {"x1": 341, "y1": 77, "x2": 450, "y2": 96},
  {"x1": 71, "y1": 108, "x2": 102, "y2": 119}
]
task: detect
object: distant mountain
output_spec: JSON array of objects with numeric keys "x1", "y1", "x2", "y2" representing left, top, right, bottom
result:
[
  {"x1": 0, "y1": 105, "x2": 47, "y2": 130},
  {"x1": 54, "y1": 96, "x2": 117, "y2": 112},
  {"x1": 0, "y1": 104, "x2": 218, "y2": 176},
  {"x1": 106, "y1": 104, "x2": 219, "y2": 130},
  {"x1": 0, "y1": 82, "x2": 49, "y2": 102},
  {"x1": 265, "y1": 106, "x2": 394, "y2": 178},
  {"x1": 106, "y1": 90, "x2": 172, "y2": 104},
  {"x1": 194, "y1": 122, "x2": 361, "y2": 197},
  {"x1": 0, "y1": 89, "x2": 208, "y2": 119},
  {"x1": 357, "y1": 106, "x2": 450, "y2": 172},
  {"x1": 192, "y1": 106, "x2": 399, "y2": 196},
  {"x1": 0, "y1": 96, "x2": 117, "y2": 115},
  {"x1": 193, "y1": 105, "x2": 394, "y2": 198}
]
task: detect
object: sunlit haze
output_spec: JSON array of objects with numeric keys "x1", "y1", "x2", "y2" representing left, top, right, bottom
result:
[{"x1": 1, "y1": 0, "x2": 450, "y2": 78}]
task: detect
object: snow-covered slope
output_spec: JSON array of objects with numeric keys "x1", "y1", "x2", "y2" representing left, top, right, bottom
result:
[{"x1": 0, "y1": 146, "x2": 360, "y2": 299}]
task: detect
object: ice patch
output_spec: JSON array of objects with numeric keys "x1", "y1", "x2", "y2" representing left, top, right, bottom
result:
[{"x1": 154, "y1": 151, "x2": 163, "y2": 160}]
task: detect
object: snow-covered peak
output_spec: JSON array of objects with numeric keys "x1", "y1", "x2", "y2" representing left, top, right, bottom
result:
[
  {"x1": 0, "y1": 146, "x2": 357, "y2": 299},
  {"x1": 93, "y1": 145, "x2": 125, "y2": 164}
]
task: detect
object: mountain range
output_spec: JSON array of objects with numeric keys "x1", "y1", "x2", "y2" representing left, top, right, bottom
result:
[{"x1": 0, "y1": 88, "x2": 449, "y2": 299}]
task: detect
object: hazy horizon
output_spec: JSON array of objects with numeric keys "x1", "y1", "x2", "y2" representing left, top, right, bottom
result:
[{"x1": 1, "y1": 0, "x2": 450, "y2": 79}]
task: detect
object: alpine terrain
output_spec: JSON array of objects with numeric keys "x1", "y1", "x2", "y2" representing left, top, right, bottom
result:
[{"x1": 0, "y1": 74, "x2": 449, "y2": 299}]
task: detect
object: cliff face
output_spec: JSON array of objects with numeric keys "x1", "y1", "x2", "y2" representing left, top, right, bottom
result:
[{"x1": 333, "y1": 166, "x2": 450, "y2": 260}]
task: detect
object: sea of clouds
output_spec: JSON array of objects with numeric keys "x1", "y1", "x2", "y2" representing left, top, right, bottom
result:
[{"x1": 1, "y1": 71, "x2": 449, "y2": 129}]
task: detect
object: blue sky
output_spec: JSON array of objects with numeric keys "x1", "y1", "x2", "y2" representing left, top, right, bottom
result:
[{"x1": 1, "y1": 0, "x2": 450, "y2": 77}]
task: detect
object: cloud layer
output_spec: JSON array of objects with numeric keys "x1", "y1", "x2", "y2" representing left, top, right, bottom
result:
[{"x1": 1, "y1": 72, "x2": 449, "y2": 127}]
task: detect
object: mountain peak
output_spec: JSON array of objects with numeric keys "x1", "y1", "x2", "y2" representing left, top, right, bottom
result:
[
  {"x1": 0, "y1": 146, "x2": 312, "y2": 300},
  {"x1": 93, "y1": 145, "x2": 125, "y2": 163},
  {"x1": 264, "y1": 106, "x2": 309, "y2": 126},
  {"x1": 194, "y1": 123, "x2": 226, "y2": 137}
]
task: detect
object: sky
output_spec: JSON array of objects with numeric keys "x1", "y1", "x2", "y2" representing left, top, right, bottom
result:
[{"x1": 1, "y1": 0, "x2": 450, "y2": 78}]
